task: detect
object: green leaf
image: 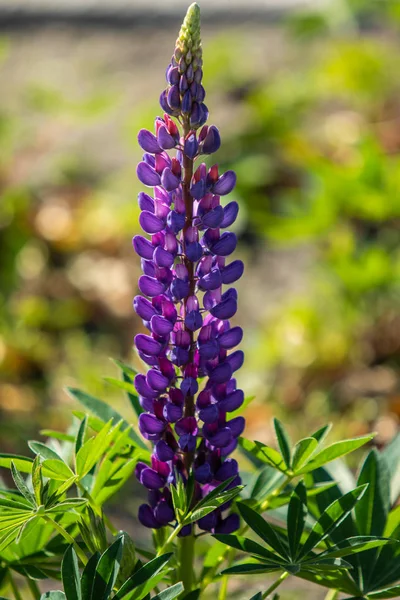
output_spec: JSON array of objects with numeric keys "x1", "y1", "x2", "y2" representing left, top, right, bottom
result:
[
  {"x1": 10, "y1": 462, "x2": 35, "y2": 506},
  {"x1": 292, "y1": 437, "x2": 319, "y2": 473},
  {"x1": 298, "y1": 484, "x2": 368, "y2": 559},
  {"x1": 62, "y1": 546, "x2": 82, "y2": 600},
  {"x1": 274, "y1": 419, "x2": 292, "y2": 469},
  {"x1": 0, "y1": 454, "x2": 33, "y2": 474},
  {"x1": 185, "y1": 486, "x2": 243, "y2": 524},
  {"x1": 249, "y1": 594, "x2": 262, "y2": 600},
  {"x1": 320, "y1": 536, "x2": 396, "y2": 559},
  {"x1": 114, "y1": 553, "x2": 172, "y2": 600},
  {"x1": 237, "y1": 503, "x2": 288, "y2": 559},
  {"x1": 287, "y1": 481, "x2": 307, "y2": 560},
  {"x1": 249, "y1": 466, "x2": 286, "y2": 501},
  {"x1": 153, "y1": 583, "x2": 184, "y2": 600},
  {"x1": 28, "y1": 441, "x2": 63, "y2": 462},
  {"x1": 104, "y1": 377, "x2": 137, "y2": 396},
  {"x1": 310, "y1": 424, "x2": 332, "y2": 444},
  {"x1": 75, "y1": 420, "x2": 114, "y2": 479},
  {"x1": 222, "y1": 563, "x2": 281, "y2": 575},
  {"x1": 213, "y1": 534, "x2": 285, "y2": 564},
  {"x1": 296, "y1": 435, "x2": 374, "y2": 475},
  {"x1": 81, "y1": 552, "x2": 100, "y2": 599},
  {"x1": 75, "y1": 417, "x2": 88, "y2": 457},
  {"x1": 40, "y1": 593, "x2": 66, "y2": 600},
  {"x1": 181, "y1": 590, "x2": 201, "y2": 600},
  {"x1": 42, "y1": 459, "x2": 75, "y2": 482},
  {"x1": 382, "y1": 433, "x2": 400, "y2": 504},
  {"x1": 92, "y1": 537, "x2": 124, "y2": 600},
  {"x1": 40, "y1": 430, "x2": 75, "y2": 443},
  {"x1": 239, "y1": 438, "x2": 287, "y2": 473},
  {"x1": 368, "y1": 585, "x2": 400, "y2": 598},
  {"x1": 356, "y1": 449, "x2": 390, "y2": 537},
  {"x1": 67, "y1": 387, "x2": 147, "y2": 450},
  {"x1": 32, "y1": 456, "x2": 43, "y2": 506}
]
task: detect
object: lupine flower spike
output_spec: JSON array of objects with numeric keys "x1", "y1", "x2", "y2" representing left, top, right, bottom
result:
[{"x1": 134, "y1": 2, "x2": 244, "y2": 536}]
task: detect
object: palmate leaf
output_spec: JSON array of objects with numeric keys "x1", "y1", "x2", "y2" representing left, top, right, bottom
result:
[
  {"x1": 185, "y1": 485, "x2": 243, "y2": 524},
  {"x1": 296, "y1": 435, "x2": 374, "y2": 475},
  {"x1": 10, "y1": 462, "x2": 35, "y2": 506},
  {"x1": 213, "y1": 534, "x2": 285, "y2": 564},
  {"x1": 298, "y1": 568, "x2": 362, "y2": 596},
  {"x1": 356, "y1": 450, "x2": 390, "y2": 538},
  {"x1": 292, "y1": 437, "x2": 319, "y2": 473},
  {"x1": 42, "y1": 459, "x2": 75, "y2": 482},
  {"x1": 222, "y1": 562, "x2": 282, "y2": 575},
  {"x1": 239, "y1": 438, "x2": 288, "y2": 473},
  {"x1": 320, "y1": 536, "x2": 396, "y2": 559},
  {"x1": 248, "y1": 465, "x2": 286, "y2": 502},
  {"x1": 249, "y1": 594, "x2": 262, "y2": 600},
  {"x1": 382, "y1": 432, "x2": 400, "y2": 505},
  {"x1": 81, "y1": 552, "x2": 100, "y2": 599},
  {"x1": 237, "y1": 503, "x2": 289, "y2": 559},
  {"x1": 40, "y1": 593, "x2": 66, "y2": 600},
  {"x1": 298, "y1": 484, "x2": 368, "y2": 559},
  {"x1": 0, "y1": 454, "x2": 33, "y2": 474},
  {"x1": 368, "y1": 585, "x2": 400, "y2": 598},
  {"x1": 29, "y1": 441, "x2": 63, "y2": 462}
]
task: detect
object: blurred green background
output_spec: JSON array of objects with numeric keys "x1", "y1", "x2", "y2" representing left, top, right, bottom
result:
[{"x1": 1, "y1": 0, "x2": 400, "y2": 467}]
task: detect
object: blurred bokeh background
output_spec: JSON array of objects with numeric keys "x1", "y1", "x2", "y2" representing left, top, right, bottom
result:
[{"x1": 1, "y1": 0, "x2": 400, "y2": 484}]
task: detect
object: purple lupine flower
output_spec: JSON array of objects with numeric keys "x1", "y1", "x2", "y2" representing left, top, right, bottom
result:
[{"x1": 133, "y1": 2, "x2": 244, "y2": 534}]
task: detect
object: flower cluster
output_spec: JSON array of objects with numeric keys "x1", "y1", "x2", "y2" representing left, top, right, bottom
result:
[{"x1": 133, "y1": 3, "x2": 244, "y2": 536}]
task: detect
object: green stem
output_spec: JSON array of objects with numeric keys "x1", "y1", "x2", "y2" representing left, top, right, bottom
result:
[
  {"x1": 262, "y1": 571, "x2": 289, "y2": 598},
  {"x1": 178, "y1": 532, "x2": 196, "y2": 594},
  {"x1": 27, "y1": 578, "x2": 41, "y2": 600},
  {"x1": 156, "y1": 522, "x2": 184, "y2": 557},
  {"x1": 8, "y1": 572, "x2": 23, "y2": 600},
  {"x1": 324, "y1": 590, "x2": 339, "y2": 600},
  {"x1": 44, "y1": 516, "x2": 88, "y2": 566}
]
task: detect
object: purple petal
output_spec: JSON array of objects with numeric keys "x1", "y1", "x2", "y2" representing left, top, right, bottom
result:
[
  {"x1": 167, "y1": 66, "x2": 180, "y2": 85},
  {"x1": 212, "y1": 171, "x2": 236, "y2": 196},
  {"x1": 221, "y1": 201, "x2": 239, "y2": 228},
  {"x1": 154, "y1": 500, "x2": 175, "y2": 525},
  {"x1": 198, "y1": 510, "x2": 218, "y2": 531},
  {"x1": 218, "y1": 327, "x2": 243, "y2": 349},
  {"x1": 146, "y1": 368, "x2": 169, "y2": 392},
  {"x1": 202, "y1": 125, "x2": 221, "y2": 154},
  {"x1": 211, "y1": 232, "x2": 237, "y2": 257},
  {"x1": 181, "y1": 377, "x2": 199, "y2": 397},
  {"x1": 170, "y1": 347, "x2": 189, "y2": 366},
  {"x1": 198, "y1": 339, "x2": 219, "y2": 360},
  {"x1": 198, "y1": 404, "x2": 219, "y2": 424},
  {"x1": 139, "y1": 211, "x2": 165, "y2": 234},
  {"x1": 137, "y1": 162, "x2": 161, "y2": 187},
  {"x1": 138, "y1": 504, "x2": 161, "y2": 528},
  {"x1": 138, "y1": 192, "x2": 155, "y2": 212},
  {"x1": 215, "y1": 513, "x2": 240, "y2": 534},
  {"x1": 167, "y1": 85, "x2": 181, "y2": 110},
  {"x1": 167, "y1": 210, "x2": 185, "y2": 234},
  {"x1": 215, "y1": 458, "x2": 239, "y2": 481},
  {"x1": 139, "y1": 275, "x2": 165, "y2": 297},
  {"x1": 210, "y1": 297, "x2": 237, "y2": 320},
  {"x1": 190, "y1": 179, "x2": 207, "y2": 200},
  {"x1": 182, "y1": 90, "x2": 192, "y2": 114},
  {"x1": 134, "y1": 334, "x2": 162, "y2": 356},
  {"x1": 227, "y1": 416, "x2": 245, "y2": 438},
  {"x1": 138, "y1": 129, "x2": 162, "y2": 154},
  {"x1": 157, "y1": 125, "x2": 176, "y2": 150},
  {"x1": 185, "y1": 241, "x2": 203, "y2": 262},
  {"x1": 208, "y1": 362, "x2": 233, "y2": 384},
  {"x1": 150, "y1": 314, "x2": 174, "y2": 337},
  {"x1": 226, "y1": 350, "x2": 244, "y2": 373},
  {"x1": 184, "y1": 132, "x2": 198, "y2": 159},
  {"x1": 139, "y1": 413, "x2": 165, "y2": 435},
  {"x1": 140, "y1": 467, "x2": 165, "y2": 490},
  {"x1": 198, "y1": 269, "x2": 222, "y2": 291},
  {"x1": 221, "y1": 260, "x2": 244, "y2": 285},
  {"x1": 218, "y1": 389, "x2": 244, "y2": 413},
  {"x1": 155, "y1": 440, "x2": 175, "y2": 462},
  {"x1": 204, "y1": 426, "x2": 233, "y2": 448},
  {"x1": 185, "y1": 310, "x2": 203, "y2": 331},
  {"x1": 153, "y1": 246, "x2": 174, "y2": 268},
  {"x1": 201, "y1": 205, "x2": 224, "y2": 229},
  {"x1": 163, "y1": 403, "x2": 183, "y2": 423},
  {"x1": 133, "y1": 296, "x2": 157, "y2": 321},
  {"x1": 134, "y1": 373, "x2": 158, "y2": 398},
  {"x1": 195, "y1": 463, "x2": 212, "y2": 483},
  {"x1": 170, "y1": 278, "x2": 190, "y2": 301},
  {"x1": 161, "y1": 168, "x2": 180, "y2": 192},
  {"x1": 133, "y1": 235, "x2": 154, "y2": 260}
]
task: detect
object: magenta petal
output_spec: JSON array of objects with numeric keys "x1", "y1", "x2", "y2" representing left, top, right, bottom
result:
[{"x1": 137, "y1": 162, "x2": 161, "y2": 187}]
